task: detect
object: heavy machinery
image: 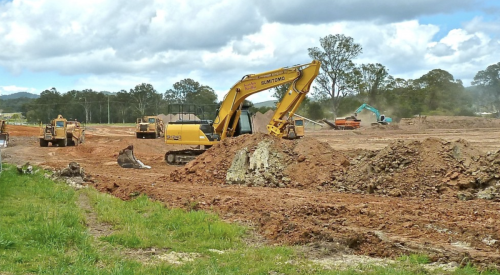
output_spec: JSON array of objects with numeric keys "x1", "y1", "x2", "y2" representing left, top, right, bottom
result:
[
  {"x1": 332, "y1": 116, "x2": 361, "y2": 130},
  {"x1": 0, "y1": 120, "x2": 9, "y2": 147},
  {"x1": 136, "y1": 116, "x2": 164, "y2": 139},
  {"x1": 163, "y1": 60, "x2": 321, "y2": 165},
  {"x1": 39, "y1": 115, "x2": 85, "y2": 147},
  {"x1": 354, "y1": 103, "x2": 392, "y2": 125},
  {"x1": 321, "y1": 116, "x2": 361, "y2": 130}
]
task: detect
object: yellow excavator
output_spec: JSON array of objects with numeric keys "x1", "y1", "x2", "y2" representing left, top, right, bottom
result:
[{"x1": 163, "y1": 60, "x2": 320, "y2": 165}]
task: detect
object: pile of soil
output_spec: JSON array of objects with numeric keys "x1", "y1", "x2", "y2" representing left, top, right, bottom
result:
[
  {"x1": 331, "y1": 137, "x2": 500, "y2": 200},
  {"x1": 400, "y1": 116, "x2": 500, "y2": 130},
  {"x1": 171, "y1": 133, "x2": 500, "y2": 201},
  {"x1": 252, "y1": 110, "x2": 275, "y2": 133},
  {"x1": 158, "y1": 113, "x2": 201, "y2": 123},
  {"x1": 170, "y1": 133, "x2": 348, "y2": 189}
]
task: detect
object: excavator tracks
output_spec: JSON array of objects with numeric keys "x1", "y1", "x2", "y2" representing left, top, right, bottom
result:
[{"x1": 164, "y1": 149, "x2": 207, "y2": 165}]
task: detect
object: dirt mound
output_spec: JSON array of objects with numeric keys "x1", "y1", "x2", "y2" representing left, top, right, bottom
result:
[
  {"x1": 158, "y1": 113, "x2": 201, "y2": 123},
  {"x1": 331, "y1": 137, "x2": 500, "y2": 200},
  {"x1": 252, "y1": 110, "x2": 274, "y2": 133},
  {"x1": 400, "y1": 116, "x2": 500, "y2": 130},
  {"x1": 170, "y1": 133, "x2": 348, "y2": 189}
]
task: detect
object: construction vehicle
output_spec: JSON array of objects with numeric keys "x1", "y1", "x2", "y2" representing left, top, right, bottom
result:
[
  {"x1": 136, "y1": 116, "x2": 164, "y2": 139},
  {"x1": 39, "y1": 115, "x2": 85, "y2": 147},
  {"x1": 332, "y1": 116, "x2": 361, "y2": 130},
  {"x1": 0, "y1": 120, "x2": 9, "y2": 147},
  {"x1": 354, "y1": 103, "x2": 392, "y2": 125},
  {"x1": 163, "y1": 60, "x2": 321, "y2": 165}
]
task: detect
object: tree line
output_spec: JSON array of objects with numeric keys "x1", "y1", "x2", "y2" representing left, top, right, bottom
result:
[{"x1": 1, "y1": 34, "x2": 499, "y2": 123}]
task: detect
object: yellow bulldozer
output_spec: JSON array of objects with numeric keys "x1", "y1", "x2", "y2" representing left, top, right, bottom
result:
[
  {"x1": 0, "y1": 120, "x2": 9, "y2": 147},
  {"x1": 39, "y1": 115, "x2": 85, "y2": 147},
  {"x1": 136, "y1": 116, "x2": 164, "y2": 139}
]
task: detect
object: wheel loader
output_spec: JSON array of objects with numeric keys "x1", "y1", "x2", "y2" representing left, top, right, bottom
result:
[
  {"x1": 0, "y1": 120, "x2": 9, "y2": 147},
  {"x1": 39, "y1": 115, "x2": 85, "y2": 147}
]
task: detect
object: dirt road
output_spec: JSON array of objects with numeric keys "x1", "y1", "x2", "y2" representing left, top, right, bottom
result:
[{"x1": 3, "y1": 120, "x2": 500, "y2": 267}]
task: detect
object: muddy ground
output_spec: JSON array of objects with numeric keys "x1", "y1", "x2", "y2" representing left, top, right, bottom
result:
[{"x1": 3, "y1": 116, "x2": 500, "y2": 268}]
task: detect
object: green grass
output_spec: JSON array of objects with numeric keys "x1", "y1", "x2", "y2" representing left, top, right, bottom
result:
[
  {"x1": 86, "y1": 190, "x2": 244, "y2": 251},
  {"x1": 1, "y1": 164, "x2": 499, "y2": 274}
]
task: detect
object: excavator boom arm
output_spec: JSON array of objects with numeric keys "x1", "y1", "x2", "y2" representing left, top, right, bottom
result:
[
  {"x1": 355, "y1": 103, "x2": 381, "y2": 119},
  {"x1": 213, "y1": 60, "x2": 321, "y2": 139},
  {"x1": 267, "y1": 61, "x2": 320, "y2": 137}
]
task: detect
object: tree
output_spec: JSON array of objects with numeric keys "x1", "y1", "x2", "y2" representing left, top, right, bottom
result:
[
  {"x1": 77, "y1": 89, "x2": 99, "y2": 123},
  {"x1": 165, "y1": 78, "x2": 217, "y2": 105},
  {"x1": 272, "y1": 83, "x2": 292, "y2": 101},
  {"x1": 357, "y1": 63, "x2": 389, "y2": 105},
  {"x1": 472, "y1": 62, "x2": 500, "y2": 116},
  {"x1": 130, "y1": 83, "x2": 158, "y2": 116},
  {"x1": 37, "y1": 88, "x2": 62, "y2": 122},
  {"x1": 114, "y1": 90, "x2": 132, "y2": 123},
  {"x1": 306, "y1": 101, "x2": 324, "y2": 120},
  {"x1": 416, "y1": 69, "x2": 469, "y2": 114},
  {"x1": 308, "y1": 34, "x2": 362, "y2": 118}
]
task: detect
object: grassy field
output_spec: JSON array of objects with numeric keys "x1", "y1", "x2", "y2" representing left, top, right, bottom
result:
[{"x1": 0, "y1": 164, "x2": 498, "y2": 274}]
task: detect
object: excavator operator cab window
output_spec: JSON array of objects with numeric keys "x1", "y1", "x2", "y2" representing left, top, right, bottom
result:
[
  {"x1": 380, "y1": 115, "x2": 385, "y2": 121},
  {"x1": 148, "y1": 118, "x2": 156, "y2": 123},
  {"x1": 237, "y1": 110, "x2": 252, "y2": 135},
  {"x1": 56, "y1": 121, "x2": 65, "y2": 128}
]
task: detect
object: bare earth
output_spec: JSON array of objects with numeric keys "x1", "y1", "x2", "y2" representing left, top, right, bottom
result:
[{"x1": 3, "y1": 116, "x2": 500, "y2": 267}]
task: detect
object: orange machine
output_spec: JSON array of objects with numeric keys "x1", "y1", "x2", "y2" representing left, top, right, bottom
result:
[{"x1": 334, "y1": 116, "x2": 361, "y2": 130}]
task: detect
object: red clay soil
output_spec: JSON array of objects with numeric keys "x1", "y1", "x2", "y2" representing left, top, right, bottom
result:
[{"x1": 2, "y1": 121, "x2": 500, "y2": 268}]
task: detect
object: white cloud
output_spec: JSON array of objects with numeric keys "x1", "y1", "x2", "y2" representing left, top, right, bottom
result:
[
  {"x1": 0, "y1": 85, "x2": 37, "y2": 95},
  {"x1": 0, "y1": 0, "x2": 499, "y2": 102}
]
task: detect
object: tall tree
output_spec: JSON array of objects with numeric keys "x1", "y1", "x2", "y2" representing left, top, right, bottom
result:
[
  {"x1": 37, "y1": 88, "x2": 62, "y2": 122},
  {"x1": 114, "y1": 90, "x2": 132, "y2": 123},
  {"x1": 308, "y1": 34, "x2": 362, "y2": 118},
  {"x1": 416, "y1": 69, "x2": 468, "y2": 114},
  {"x1": 357, "y1": 63, "x2": 389, "y2": 105},
  {"x1": 165, "y1": 78, "x2": 217, "y2": 105},
  {"x1": 130, "y1": 83, "x2": 158, "y2": 116},
  {"x1": 472, "y1": 62, "x2": 500, "y2": 116}
]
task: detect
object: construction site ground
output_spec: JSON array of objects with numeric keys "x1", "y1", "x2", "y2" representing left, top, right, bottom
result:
[{"x1": 3, "y1": 116, "x2": 500, "y2": 268}]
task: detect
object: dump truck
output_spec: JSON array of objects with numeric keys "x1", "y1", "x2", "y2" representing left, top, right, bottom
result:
[
  {"x1": 136, "y1": 116, "x2": 164, "y2": 139},
  {"x1": 39, "y1": 115, "x2": 85, "y2": 147},
  {"x1": 0, "y1": 120, "x2": 9, "y2": 147}
]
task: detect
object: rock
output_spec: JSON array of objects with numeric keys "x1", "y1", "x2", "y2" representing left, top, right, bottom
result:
[
  {"x1": 450, "y1": 172, "x2": 460, "y2": 180},
  {"x1": 226, "y1": 148, "x2": 249, "y2": 184},
  {"x1": 457, "y1": 192, "x2": 474, "y2": 201},
  {"x1": 17, "y1": 162, "x2": 34, "y2": 174},
  {"x1": 388, "y1": 189, "x2": 402, "y2": 197},
  {"x1": 476, "y1": 187, "x2": 496, "y2": 200}
]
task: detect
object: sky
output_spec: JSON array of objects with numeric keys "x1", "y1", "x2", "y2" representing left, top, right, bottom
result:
[{"x1": 1, "y1": 0, "x2": 500, "y2": 103}]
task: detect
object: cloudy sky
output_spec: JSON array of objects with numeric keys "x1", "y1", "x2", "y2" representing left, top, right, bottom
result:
[{"x1": 1, "y1": 0, "x2": 499, "y2": 102}]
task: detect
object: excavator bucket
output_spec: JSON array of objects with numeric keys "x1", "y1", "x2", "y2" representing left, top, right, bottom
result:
[
  {"x1": 117, "y1": 145, "x2": 151, "y2": 169},
  {"x1": 0, "y1": 133, "x2": 9, "y2": 147}
]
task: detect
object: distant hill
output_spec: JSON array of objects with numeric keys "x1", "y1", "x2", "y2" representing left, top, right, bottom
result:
[
  {"x1": 0, "y1": 92, "x2": 39, "y2": 100},
  {"x1": 253, "y1": 100, "x2": 277, "y2": 108}
]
